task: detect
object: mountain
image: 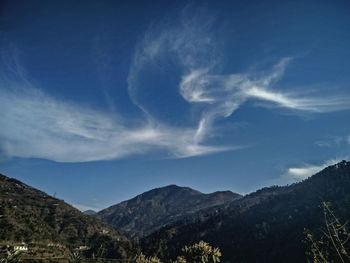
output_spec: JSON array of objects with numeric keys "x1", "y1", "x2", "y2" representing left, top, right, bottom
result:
[
  {"x1": 97, "y1": 185, "x2": 241, "y2": 239},
  {"x1": 141, "y1": 160, "x2": 350, "y2": 263},
  {"x1": 83, "y1": 209, "x2": 97, "y2": 216},
  {"x1": 0, "y1": 173, "x2": 136, "y2": 260}
]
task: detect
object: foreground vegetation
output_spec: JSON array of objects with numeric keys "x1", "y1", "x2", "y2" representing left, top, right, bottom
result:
[
  {"x1": 136, "y1": 241, "x2": 221, "y2": 263},
  {"x1": 305, "y1": 202, "x2": 350, "y2": 263},
  {"x1": 0, "y1": 241, "x2": 220, "y2": 263},
  {"x1": 1, "y1": 201, "x2": 350, "y2": 263}
]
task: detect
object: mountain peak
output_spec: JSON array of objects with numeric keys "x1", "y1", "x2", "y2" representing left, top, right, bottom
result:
[
  {"x1": 83, "y1": 209, "x2": 97, "y2": 216},
  {"x1": 138, "y1": 184, "x2": 202, "y2": 198},
  {"x1": 142, "y1": 160, "x2": 350, "y2": 262},
  {"x1": 98, "y1": 185, "x2": 241, "y2": 239}
]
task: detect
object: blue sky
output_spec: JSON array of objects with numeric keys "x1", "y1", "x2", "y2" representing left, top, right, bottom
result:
[{"x1": 1, "y1": 0, "x2": 350, "y2": 211}]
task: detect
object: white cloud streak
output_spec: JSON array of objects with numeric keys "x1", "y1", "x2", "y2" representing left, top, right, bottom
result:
[
  {"x1": 0, "y1": 86, "x2": 230, "y2": 162},
  {"x1": 282, "y1": 158, "x2": 344, "y2": 183},
  {"x1": 178, "y1": 58, "x2": 350, "y2": 141},
  {"x1": 1, "y1": 7, "x2": 350, "y2": 162},
  {"x1": 128, "y1": 10, "x2": 350, "y2": 148}
]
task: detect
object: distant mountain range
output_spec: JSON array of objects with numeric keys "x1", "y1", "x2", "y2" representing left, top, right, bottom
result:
[
  {"x1": 0, "y1": 174, "x2": 135, "y2": 260},
  {"x1": 97, "y1": 185, "x2": 241, "y2": 239},
  {"x1": 83, "y1": 209, "x2": 97, "y2": 216},
  {"x1": 1, "y1": 160, "x2": 349, "y2": 262},
  {"x1": 141, "y1": 160, "x2": 350, "y2": 263}
]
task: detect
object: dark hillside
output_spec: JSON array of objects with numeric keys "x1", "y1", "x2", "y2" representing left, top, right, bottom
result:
[
  {"x1": 142, "y1": 161, "x2": 350, "y2": 263},
  {"x1": 0, "y1": 174, "x2": 136, "y2": 260},
  {"x1": 98, "y1": 185, "x2": 241, "y2": 239}
]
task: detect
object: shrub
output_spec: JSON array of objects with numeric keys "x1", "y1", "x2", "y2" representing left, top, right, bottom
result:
[
  {"x1": 135, "y1": 253, "x2": 162, "y2": 263},
  {"x1": 69, "y1": 252, "x2": 82, "y2": 263},
  {"x1": 0, "y1": 250, "x2": 22, "y2": 263},
  {"x1": 305, "y1": 202, "x2": 350, "y2": 263},
  {"x1": 174, "y1": 241, "x2": 221, "y2": 263}
]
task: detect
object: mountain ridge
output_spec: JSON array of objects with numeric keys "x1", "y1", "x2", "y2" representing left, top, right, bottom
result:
[
  {"x1": 2, "y1": 160, "x2": 349, "y2": 262},
  {"x1": 97, "y1": 184, "x2": 241, "y2": 239},
  {"x1": 141, "y1": 160, "x2": 350, "y2": 263}
]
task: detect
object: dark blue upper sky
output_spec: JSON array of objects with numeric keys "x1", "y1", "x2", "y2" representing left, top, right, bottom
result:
[{"x1": 1, "y1": 0, "x2": 350, "y2": 211}]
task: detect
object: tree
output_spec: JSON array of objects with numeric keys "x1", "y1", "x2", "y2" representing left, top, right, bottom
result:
[{"x1": 305, "y1": 202, "x2": 350, "y2": 263}]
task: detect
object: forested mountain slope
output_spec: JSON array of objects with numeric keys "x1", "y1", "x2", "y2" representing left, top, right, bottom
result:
[
  {"x1": 98, "y1": 185, "x2": 241, "y2": 239},
  {"x1": 0, "y1": 174, "x2": 136, "y2": 259},
  {"x1": 142, "y1": 161, "x2": 350, "y2": 263}
]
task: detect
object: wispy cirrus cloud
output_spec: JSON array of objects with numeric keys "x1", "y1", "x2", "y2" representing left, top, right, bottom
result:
[
  {"x1": 0, "y1": 85, "x2": 228, "y2": 162},
  {"x1": 128, "y1": 7, "x2": 350, "y2": 147},
  {"x1": 1, "y1": 6, "x2": 350, "y2": 163}
]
